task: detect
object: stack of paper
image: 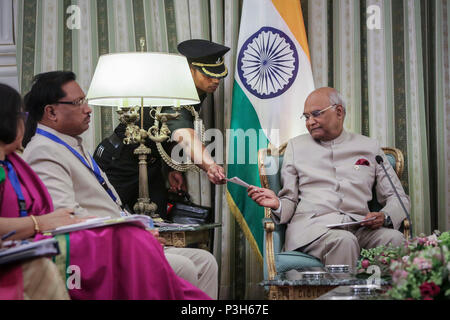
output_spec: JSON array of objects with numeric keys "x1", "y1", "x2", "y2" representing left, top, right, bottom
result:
[
  {"x1": 154, "y1": 221, "x2": 199, "y2": 228},
  {"x1": 326, "y1": 217, "x2": 376, "y2": 228},
  {"x1": 226, "y1": 176, "x2": 250, "y2": 188},
  {"x1": 0, "y1": 238, "x2": 59, "y2": 265},
  {"x1": 44, "y1": 215, "x2": 154, "y2": 236}
]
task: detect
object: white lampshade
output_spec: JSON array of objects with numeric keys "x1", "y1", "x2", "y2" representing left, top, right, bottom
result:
[{"x1": 86, "y1": 52, "x2": 199, "y2": 107}]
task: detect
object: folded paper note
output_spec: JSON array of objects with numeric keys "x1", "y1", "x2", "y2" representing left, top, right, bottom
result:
[
  {"x1": 326, "y1": 217, "x2": 376, "y2": 228},
  {"x1": 226, "y1": 176, "x2": 250, "y2": 188}
]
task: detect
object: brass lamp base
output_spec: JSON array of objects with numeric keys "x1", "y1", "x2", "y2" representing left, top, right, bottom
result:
[
  {"x1": 132, "y1": 142, "x2": 161, "y2": 220},
  {"x1": 133, "y1": 197, "x2": 158, "y2": 219},
  {"x1": 118, "y1": 103, "x2": 193, "y2": 222},
  {"x1": 117, "y1": 107, "x2": 163, "y2": 221}
]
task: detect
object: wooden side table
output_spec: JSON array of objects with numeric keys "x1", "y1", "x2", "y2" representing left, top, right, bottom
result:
[
  {"x1": 158, "y1": 223, "x2": 221, "y2": 251},
  {"x1": 267, "y1": 284, "x2": 337, "y2": 300},
  {"x1": 261, "y1": 269, "x2": 390, "y2": 300}
]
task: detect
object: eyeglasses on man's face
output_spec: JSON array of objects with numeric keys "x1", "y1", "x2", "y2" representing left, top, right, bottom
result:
[
  {"x1": 57, "y1": 97, "x2": 88, "y2": 107},
  {"x1": 301, "y1": 104, "x2": 337, "y2": 121}
]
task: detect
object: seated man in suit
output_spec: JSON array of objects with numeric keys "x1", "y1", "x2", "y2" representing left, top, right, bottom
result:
[
  {"x1": 21, "y1": 71, "x2": 218, "y2": 299},
  {"x1": 248, "y1": 87, "x2": 409, "y2": 269}
]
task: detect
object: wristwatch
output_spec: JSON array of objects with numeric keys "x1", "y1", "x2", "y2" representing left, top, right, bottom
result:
[{"x1": 383, "y1": 213, "x2": 393, "y2": 228}]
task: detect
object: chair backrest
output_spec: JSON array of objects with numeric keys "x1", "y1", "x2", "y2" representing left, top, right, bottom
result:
[
  {"x1": 258, "y1": 143, "x2": 287, "y2": 192},
  {"x1": 258, "y1": 143, "x2": 288, "y2": 255},
  {"x1": 368, "y1": 147, "x2": 403, "y2": 212},
  {"x1": 382, "y1": 147, "x2": 404, "y2": 178}
]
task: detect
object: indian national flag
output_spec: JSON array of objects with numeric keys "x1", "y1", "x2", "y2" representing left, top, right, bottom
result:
[{"x1": 227, "y1": 0, "x2": 315, "y2": 262}]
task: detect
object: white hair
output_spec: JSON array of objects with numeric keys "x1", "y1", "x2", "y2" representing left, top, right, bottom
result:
[
  {"x1": 328, "y1": 89, "x2": 346, "y2": 113},
  {"x1": 328, "y1": 89, "x2": 347, "y2": 117}
]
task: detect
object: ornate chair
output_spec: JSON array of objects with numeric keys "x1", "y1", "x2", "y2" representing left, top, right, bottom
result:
[
  {"x1": 258, "y1": 144, "x2": 410, "y2": 298},
  {"x1": 368, "y1": 147, "x2": 410, "y2": 239}
]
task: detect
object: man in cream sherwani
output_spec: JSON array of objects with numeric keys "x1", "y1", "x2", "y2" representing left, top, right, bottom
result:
[
  {"x1": 248, "y1": 87, "x2": 408, "y2": 269},
  {"x1": 22, "y1": 71, "x2": 218, "y2": 299}
]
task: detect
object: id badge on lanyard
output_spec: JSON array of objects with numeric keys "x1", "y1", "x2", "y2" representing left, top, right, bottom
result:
[
  {"x1": 36, "y1": 128, "x2": 120, "y2": 205},
  {"x1": 0, "y1": 159, "x2": 28, "y2": 217}
]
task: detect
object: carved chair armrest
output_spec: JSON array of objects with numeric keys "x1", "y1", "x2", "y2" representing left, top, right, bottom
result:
[
  {"x1": 401, "y1": 218, "x2": 411, "y2": 240},
  {"x1": 263, "y1": 209, "x2": 277, "y2": 281}
]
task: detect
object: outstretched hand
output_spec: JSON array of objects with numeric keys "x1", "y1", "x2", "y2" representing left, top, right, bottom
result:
[
  {"x1": 206, "y1": 163, "x2": 226, "y2": 185},
  {"x1": 168, "y1": 171, "x2": 186, "y2": 192},
  {"x1": 247, "y1": 186, "x2": 280, "y2": 210}
]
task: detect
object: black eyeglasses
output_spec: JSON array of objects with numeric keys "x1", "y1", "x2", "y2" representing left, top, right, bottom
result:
[
  {"x1": 57, "y1": 97, "x2": 88, "y2": 107},
  {"x1": 301, "y1": 104, "x2": 337, "y2": 121}
]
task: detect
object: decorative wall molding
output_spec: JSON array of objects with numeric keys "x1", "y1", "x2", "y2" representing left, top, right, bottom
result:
[
  {"x1": 0, "y1": 0, "x2": 19, "y2": 90},
  {"x1": 308, "y1": 0, "x2": 328, "y2": 88}
]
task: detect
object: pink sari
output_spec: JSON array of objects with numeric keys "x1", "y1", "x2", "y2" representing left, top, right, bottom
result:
[
  {"x1": 0, "y1": 265, "x2": 23, "y2": 300},
  {"x1": 0, "y1": 152, "x2": 210, "y2": 300}
]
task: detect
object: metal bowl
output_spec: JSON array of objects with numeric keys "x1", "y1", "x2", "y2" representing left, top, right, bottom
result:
[
  {"x1": 350, "y1": 284, "x2": 381, "y2": 295},
  {"x1": 325, "y1": 264, "x2": 350, "y2": 273},
  {"x1": 299, "y1": 271, "x2": 328, "y2": 280},
  {"x1": 329, "y1": 295, "x2": 357, "y2": 300}
]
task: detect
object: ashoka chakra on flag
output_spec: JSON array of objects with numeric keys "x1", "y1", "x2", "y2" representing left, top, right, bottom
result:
[{"x1": 237, "y1": 26, "x2": 299, "y2": 99}]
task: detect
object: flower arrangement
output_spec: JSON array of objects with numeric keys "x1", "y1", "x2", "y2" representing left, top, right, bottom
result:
[{"x1": 357, "y1": 231, "x2": 450, "y2": 300}]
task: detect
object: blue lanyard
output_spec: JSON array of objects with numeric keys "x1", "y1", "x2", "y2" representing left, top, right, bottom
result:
[
  {"x1": 36, "y1": 128, "x2": 118, "y2": 203},
  {"x1": 0, "y1": 158, "x2": 28, "y2": 217}
]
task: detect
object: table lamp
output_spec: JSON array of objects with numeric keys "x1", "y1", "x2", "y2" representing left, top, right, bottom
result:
[{"x1": 86, "y1": 47, "x2": 200, "y2": 220}]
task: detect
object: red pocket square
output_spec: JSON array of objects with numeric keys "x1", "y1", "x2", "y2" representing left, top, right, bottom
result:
[{"x1": 355, "y1": 158, "x2": 370, "y2": 166}]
